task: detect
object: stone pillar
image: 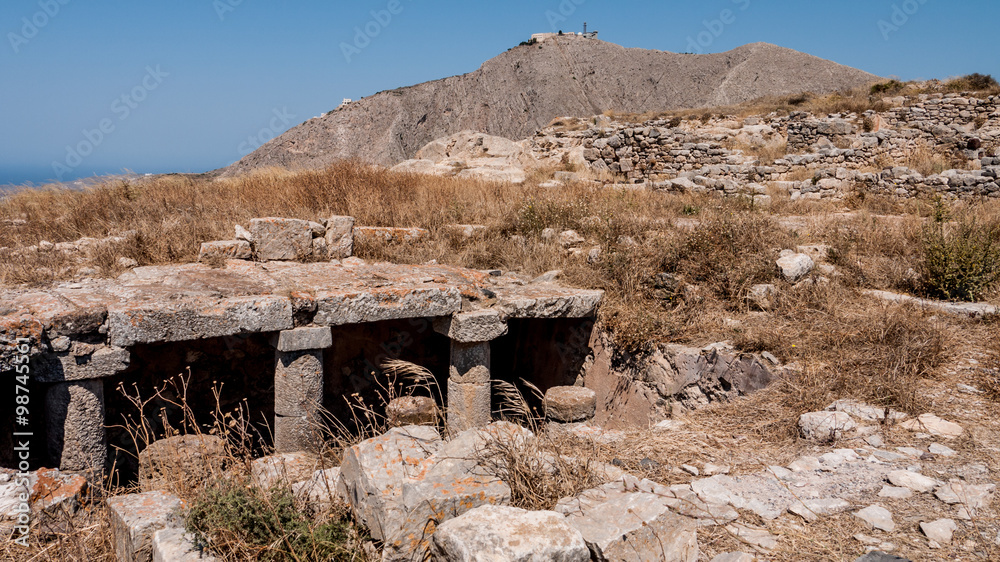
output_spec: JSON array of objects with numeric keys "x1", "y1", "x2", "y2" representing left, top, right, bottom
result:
[
  {"x1": 272, "y1": 327, "x2": 331, "y2": 453},
  {"x1": 45, "y1": 379, "x2": 106, "y2": 476},
  {"x1": 434, "y1": 310, "x2": 508, "y2": 433},
  {"x1": 447, "y1": 342, "x2": 493, "y2": 432}
]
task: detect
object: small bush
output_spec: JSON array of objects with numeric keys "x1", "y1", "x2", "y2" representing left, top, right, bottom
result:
[
  {"x1": 186, "y1": 479, "x2": 364, "y2": 561},
  {"x1": 871, "y1": 80, "x2": 905, "y2": 96},
  {"x1": 946, "y1": 73, "x2": 1000, "y2": 92},
  {"x1": 921, "y1": 217, "x2": 1000, "y2": 302}
]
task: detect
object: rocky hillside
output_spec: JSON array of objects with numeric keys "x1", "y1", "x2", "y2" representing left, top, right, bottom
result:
[{"x1": 224, "y1": 38, "x2": 878, "y2": 175}]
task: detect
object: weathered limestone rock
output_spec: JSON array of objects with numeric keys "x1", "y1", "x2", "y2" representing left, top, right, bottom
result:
[
  {"x1": 442, "y1": 224, "x2": 488, "y2": 240},
  {"x1": 433, "y1": 309, "x2": 508, "y2": 343},
  {"x1": 431, "y1": 505, "x2": 590, "y2": 562},
  {"x1": 251, "y1": 452, "x2": 322, "y2": 490},
  {"x1": 250, "y1": 218, "x2": 313, "y2": 261},
  {"x1": 386, "y1": 396, "x2": 439, "y2": 427},
  {"x1": 198, "y1": 240, "x2": 251, "y2": 262},
  {"x1": 777, "y1": 252, "x2": 815, "y2": 282},
  {"x1": 711, "y1": 553, "x2": 756, "y2": 562},
  {"x1": 559, "y1": 230, "x2": 586, "y2": 249},
  {"x1": 544, "y1": 386, "x2": 597, "y2": 422},
  {"x1": 108, "y1": 491, "x2": 186, "y2": 562},
  {"x1": 798, "y1": 411, "x2": 856, "y2": 441},
  {"x1": 725, "y1": 523, "x2": 779, "y2": 550},
  {"x1": 138, "y1": 435, "x2": 227, "y2": 493},
  {"x1": 563, "y1": 491, "x2": 699, "y2": 561},
  {"x1": 45, "y1": 380, "x2": 106, "y2": 474},
  {"x1": 338, "y1": 426, "x2": 444, "y2": 542},
  {"x1": 934, "y1": 481, "x2": 994, "y2": 518},
  {"x1": 354, "y1": 226, "x2": 430, "y2": 244},
  {"x1": 920, "y1": 518, "x2": 957, "y2": 544},
  {"x1": 887, "y1": 470, "x2": 938, "y2": 494},
  {"x1": 153, "y1": 527, "x2": 219, "y2": 562},
  {"x1": 898, "y1": 413, "x2": 964, "y2": 439},
  {"x1": 292, "y1": 467, "x2": 344, "y2": 511},
  {"x1": 854, "y1": 505, "x2": 895, "y2": 532},
  {"x1": 324, "y1": 216, "x2": 355, "y2": 259},
  {"x1": 747, "y1": 283, "x2": 777, "y2": 310}
]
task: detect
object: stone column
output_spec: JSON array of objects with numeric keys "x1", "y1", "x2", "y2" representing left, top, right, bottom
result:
[
  {"x1": 272, "y1": 327, "x2": 331, "y2": 453},
  {"x1": 45, "y1": 380, "x2": 106, "y2": 477},
  {"x1": 434, "y1": 310, "x2": 508, "y2": 433}
]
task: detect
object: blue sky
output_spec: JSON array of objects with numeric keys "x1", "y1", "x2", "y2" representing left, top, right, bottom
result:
[{"x1": 2, "y1": 0, "x2": 997, "y2": 186}]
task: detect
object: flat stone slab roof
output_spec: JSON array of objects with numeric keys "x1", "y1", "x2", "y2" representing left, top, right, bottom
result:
[{"x1": 1, "y1": 259, "x2": 602, "y2": 362}]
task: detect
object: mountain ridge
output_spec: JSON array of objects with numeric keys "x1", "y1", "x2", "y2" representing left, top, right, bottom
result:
[{"x1": 224, "y1": 38, "x2": 880, "y2": 175}]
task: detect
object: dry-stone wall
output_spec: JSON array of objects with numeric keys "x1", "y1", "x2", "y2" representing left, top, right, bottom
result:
[{"x1": 539, "y1": 93, "x2": 1000, "y2": 200}]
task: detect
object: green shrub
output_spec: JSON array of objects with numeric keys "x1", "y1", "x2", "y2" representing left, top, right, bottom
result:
[
  {"x1": 186, "y1": 479, "x2": 362, "y2": 561},
  {"x1": 921, "y1": 218, "x2": 1000, "y2": 302},
  {"x1": 870, "y1": 80, "x2": 905, "y2": 95}
]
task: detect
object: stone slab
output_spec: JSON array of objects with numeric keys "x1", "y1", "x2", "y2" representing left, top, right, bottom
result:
[
  {"x1": 46, "y1": 380, "x2": 106, "y2": 474},
  {"x1": 34, "y1": 345, "x2": 130, "y2": 383},
  {"x1": 272, "y1": 326, "x2": 332, "y2": 352},
  {"x1": 108, "y1": 491, "x2": 186, "y2": 562},
  {"x1": 447, "y1": 379, "x2": 492, "y2": 433},
  {"x1": 431, "y1": 505, "x2": 589, "y2": 562},
  {"x1": 153, "y1": 527, "x2": 219, "y2": 562},
  {"x1": 433, "y1": 309, "x2": 508, "y2": 342},
  {"x1": 250, "y1": 218, "x2": 312, "y2": 261}
]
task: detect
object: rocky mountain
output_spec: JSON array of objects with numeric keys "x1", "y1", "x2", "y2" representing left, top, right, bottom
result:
[{"x1": 224, "y1": 38, "x2": 879, "y2": 175}]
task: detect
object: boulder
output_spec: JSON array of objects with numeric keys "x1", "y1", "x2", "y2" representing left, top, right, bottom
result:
[
  {"x1": 138, "y1": 435, "x2": 227, "y2": 493},
  {"x1": 920, "y1": 518, "x2": 957, "y2": 544},
  {"x1": 386, "y1": 396, "x2": 439, "y2": 427},
  {"x1": 324, "y1": 216, "x2": 355, "y2": 259},
  {"x1": 431, "y1": 505, "x2": 590, "y2": 562},
  {"x1": 198, "y1": 240, "x2": 252, "y2": 262},
  {"x1": 854, "y1": 505, "x2": 895, "y2": 532},
  {"x1": 798, "y1": 411, "x2": 856, "y2": 441},
  {"x1": 292, "y1": 467, "x2": 344, "y2": 512},
  {"x1": 747, "y1": 283, "x2": 777, "y2": 310},
  {"x1": 249, "y1": 218, "x2": 313, "y2": 261},
  {"x1": 887, "y1": 470, "x2": 938, "y2": 494},
  {"x1": 898, "y1": 413, "x2": 963, "y2": 439},
  {"x1": 544, "y1": 386, "x2": 597, "y2": 423},
  {"x1": 338, "y1": 426, "x2": 444, "y2": 543},
  {"x1": 776, "y1": 253, "x2": 815, "y2": 282},
  {"x1": 251, "y1": 452, "x2": 322, "y2": 490},
  {"x1": 563, "y1": 491, "x2": 699, "y2": 561},
  {"x1": 108, "y1": 491, "x2": 186, "y2": 562},
  {"x1": 559, "y1": 230, "x2": 586, "y2": 249}
]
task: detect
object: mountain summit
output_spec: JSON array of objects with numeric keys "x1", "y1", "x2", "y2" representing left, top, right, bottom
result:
[{"x1": 225, "y1": 38, "x2": 878, "y2": 175}]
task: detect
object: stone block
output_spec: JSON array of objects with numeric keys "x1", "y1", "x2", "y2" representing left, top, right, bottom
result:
[
  {"x1": 353, "y1": 226, "x2": 429, "y2": 244},
  {"x1": 45, "y1": 380, "x2": 106, "y2": 475},
  {"x1": 544, "y1": 386, "x2": 597, "y2": 422},
  {"x1": 433, "y1": 310, "x2": 508, "y2": 343},
  {"x1": 153, "y1": 527, "x2": 219, "y2": 562},
  {"x1": 34, "y1": 345, "x2": 130, "y2": 383},
  {"x1": 249, "y1": 218, "x2": 313, "y2": 261},
  {"x1": 274, "y1": 349, "x2": 324, "y2": 418},
  {"x1": 324, "y1": 216, "x2": 355, "y2": 259},
  {"x1": 447, "y1": 379, "x2": 491, "y2": 433},
  {"x1": 108, "y1": 295, "x2": 294, "y2": 347},
  {"x1": 198, "y1": 240, "x2": 251, "y2": 262},
  {"x1": 138, "y1": 435, "x2": 227, "y2": 493},
  {"x1": 431, "y1": 505, "x2": 590, "y2": 562},
  {"x1": 108, "y1": 491, "x2": 186, "y2": 562},
  {"x1": 272, "y1": 326, "x2": 332, "y2": 352},
  {"x1": 387, "y1": 396, "x2": 439, "y2": 427}
]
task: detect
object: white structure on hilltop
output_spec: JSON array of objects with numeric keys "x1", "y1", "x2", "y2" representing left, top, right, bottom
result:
[{"x1": 531, "y1": 22, "x2": 598, "y2": 44}]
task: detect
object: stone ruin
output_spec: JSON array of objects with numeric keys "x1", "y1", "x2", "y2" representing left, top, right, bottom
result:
[{"x1": 0, "y1": 216, "x2": 603, "y2": 478}]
